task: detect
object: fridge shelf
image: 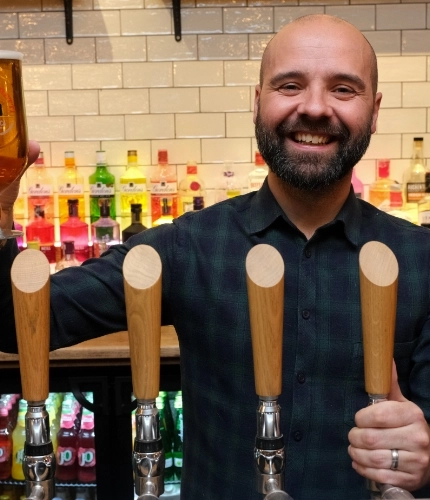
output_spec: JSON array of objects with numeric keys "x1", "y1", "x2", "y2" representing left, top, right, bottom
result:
[{"x1": 0, "y1": 479, "x2": 96, "y2": 488}]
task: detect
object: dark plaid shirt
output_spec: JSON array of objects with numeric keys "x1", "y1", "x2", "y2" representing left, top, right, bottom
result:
[{"x1": 3, "y1": 180, "x2": 430, "y2": 499}]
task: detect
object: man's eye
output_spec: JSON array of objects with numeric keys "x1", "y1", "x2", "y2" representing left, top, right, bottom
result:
[
  {"x1": 334, "y1": 87, "x2": 354, "y2": 94},
  {"x1": 280, "y1": 84, "x2": 299, "y2": 91}
]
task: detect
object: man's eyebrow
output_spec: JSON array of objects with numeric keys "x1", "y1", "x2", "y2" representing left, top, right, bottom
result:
[{"x1": 267, "y1": 71, "x2": 367, "y2": 90}]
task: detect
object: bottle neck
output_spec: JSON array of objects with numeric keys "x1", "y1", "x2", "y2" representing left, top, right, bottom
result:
[{"x1": 131, "y1": 210, "x2": 142, "y2": 224}]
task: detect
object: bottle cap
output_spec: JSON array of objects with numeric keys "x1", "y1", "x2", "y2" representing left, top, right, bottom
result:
[
  {"x1": 158, "y1": 149, "x2": 168, "y2": 164},
  {"x1": 255, "y1": 151, "x2": 265, "y2": 166},
  {"x1": 96, "y1": 150, "x2": 106, "y2": 165},
  {"x1": 35, "y1": 152, "x2": 44, "y2": 165},
  {"x1": 131, "y1": 203, "x2": 142, "y2": 212},
  {"x1": 65, "y1": 151, "x2": 75, "y2": 167},
  {"x1": 27, "y1": 241, "x2": 41, "y2": 250},
  {"x1": 414, "y1": 137, "x2": 423, "y2": 142},
  {"x1": 377, "y1": 159, "x2": 390, "y2": 178},
  {"x1": 186, "y1": 162, "x2": 198, "y2": 175}
]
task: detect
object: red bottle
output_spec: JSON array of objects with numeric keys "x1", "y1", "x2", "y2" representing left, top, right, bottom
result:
[
  {"x1": 0, "y1": 404, "x2": 12, "y2": 479},
  {"x1": 26, "y1": 204, "x2": 56, "y2": 264},
  {"x1": 59, "y1": 199, "x2": 90, "y2": 262},
  {"x1": 56, "y1": 406, "x2": 78, "y2": 481},
  {"x1": 77, "y1": 411, "x2": 96, "y2": 482}
]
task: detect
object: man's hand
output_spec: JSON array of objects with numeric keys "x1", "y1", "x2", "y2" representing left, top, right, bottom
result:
[
  {"x1": 348, "y1": 361, "x2": 430, "y2": 492},
  {"x1": 0, "y1": 140, "x2": 40, "y2": 212}
]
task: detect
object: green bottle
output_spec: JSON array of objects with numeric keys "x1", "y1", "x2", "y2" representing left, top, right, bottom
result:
[
  {"x1": 89, "y1": 151, "x2": 116, "y2": 223},
  {"x1": 173, "y1": 392, "x2": 183, "y2": 481},
  {"x1": 156, "y1": 394, "x2": 175, "y2": 482}
]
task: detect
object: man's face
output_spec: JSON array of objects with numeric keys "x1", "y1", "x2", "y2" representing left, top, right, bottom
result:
[{"x1": 253, "y1": 19, "x2": 382, "y2": 191}]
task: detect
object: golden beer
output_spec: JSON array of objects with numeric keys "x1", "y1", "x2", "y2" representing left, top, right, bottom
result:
[{"x1": 0, "y1": 51, "x2": 28, "y2": 194}]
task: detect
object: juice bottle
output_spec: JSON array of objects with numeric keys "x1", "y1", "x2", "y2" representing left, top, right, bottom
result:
[
  {"x1": 11, "y1": 399, "x2": 26, "y2": 480},
  {"x1": 77, "y1": 409, "x2": 96, "y2": 483},
  {"x1": 0, "y1": 403, "x2": 12, "y2": 480},
  {"x1": 55, "y1": 403, "x2": 78, "y2": 481}
]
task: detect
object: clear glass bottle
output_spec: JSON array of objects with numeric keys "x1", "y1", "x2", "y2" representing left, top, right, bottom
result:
[
  {"x1": 89, "y1": 151, "x2": 116, "y2": 224},
  {"x1": 418, "y1": 172, "x2": 430, "y2": 228},
  {"x1": 122, "y1": 203, "x2": 147, "y2": 243},
  {"x1": 55, "y1": 241, "x2": 81, "y2": 272},
  {"x1": 150, "y1": 149, "x2": 178, "y2": 222},
  {"x1": 217, "y1": 163, "x2": 241, "y2": 202},
  {"x1": 59, "y1": 199, "x2": 90, "y2": 263},
  {"x1": 368, "y1": 159, "x2": 395, "y2": 209},
  {"x1": 91, "y1": 198, "x2": 120, "y2": 256},
  {"x1": 178, "y1": 161, "x2": 205, "y2": 215},
  {"x1": 57, "y1": 151, "x2": 85, "y2": 224},
  {"x1": 120, "y1": 150, "x2": 148, "y2": 229},
  {"x1": 248, "y1": 152, "x2": 268, "y2": 192},
  {"x1": 26, "y1": 152, "x2": 55, "y2": 223},
  {"x1": 403, "y1": 137, "x2": 426, "y2": 204},
  {"x1": 152, "y1": 197, "x2": 174, "y2": 227},
  {"x1": 351, "y1": 168, "x2": 364, "y2": 199}
]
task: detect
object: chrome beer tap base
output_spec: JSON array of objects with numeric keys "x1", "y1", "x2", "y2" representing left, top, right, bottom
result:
[
  {"x1": 25, "y1": 403, "x2": 51, "y2": 446},
  {"x1": 24, "y1": 478, "x2": 55, "y2": 500},
  {"x1": 133, "y1": 399, "x2": 165, "y2": 499}
]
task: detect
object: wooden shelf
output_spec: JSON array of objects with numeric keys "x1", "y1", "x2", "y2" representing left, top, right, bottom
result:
[{"x1": 0, "y1": 326, "x2": 179, "y2": 368}]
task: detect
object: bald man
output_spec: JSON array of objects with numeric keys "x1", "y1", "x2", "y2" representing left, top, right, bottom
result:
[{"x1": 2, "y1": 14, "x2": 430, "y2": 500}]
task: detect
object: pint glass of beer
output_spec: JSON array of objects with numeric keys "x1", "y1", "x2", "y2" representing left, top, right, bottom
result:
[{"x1": 0, "y1": 51, "x2": 28, "y2": 239}]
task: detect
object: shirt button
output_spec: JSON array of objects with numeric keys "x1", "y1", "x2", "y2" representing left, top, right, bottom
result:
[
  {"x1": 305, "y1": 249, "x2": 311, "y2": 258},
  {"x1": 293, "y1": 431, "x2": 302, "y2": 442},
  {"x1": 302, "y1": 309, "x2": 310, "y2": 320},
  {"x1": 297, "y1": 372, "x2": 306, "y2": 384}
]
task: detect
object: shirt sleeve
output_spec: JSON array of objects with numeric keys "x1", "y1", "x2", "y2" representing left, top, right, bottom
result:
[{"x1": 0, "y1": 238, "x2": 20, "y2": 353}]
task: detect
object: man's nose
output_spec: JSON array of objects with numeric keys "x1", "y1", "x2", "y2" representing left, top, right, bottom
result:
[{"x1": 296, "y1": 88, "x2": 333, "y2": 119}]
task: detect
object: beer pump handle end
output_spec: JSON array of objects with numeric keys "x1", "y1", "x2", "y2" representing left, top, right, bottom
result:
[
  {"x1": 11, "y1": 249, "x2": 51, "y2": 403},
  {"x1": 246, "y1": 244, "x2": 285, "y2": 398},
  {"x1": 124, "y1": 244, "x2": 162, "y2": 401},
  {"x1": 359, "y1": 241, "x2": 398, "y2": 396}
]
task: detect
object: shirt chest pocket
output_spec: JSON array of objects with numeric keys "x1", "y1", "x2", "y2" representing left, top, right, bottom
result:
[{"x1": 343, "y1": 339, "x2": 418, "y2": 429}]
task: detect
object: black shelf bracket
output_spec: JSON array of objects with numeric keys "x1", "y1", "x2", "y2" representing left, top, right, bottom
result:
[
  {"x1": 64, "y1": 0, "x2": 73, "y2": 45},
  {"x1": 173, "y1": 0, "x2": 182, "y2": 41}
]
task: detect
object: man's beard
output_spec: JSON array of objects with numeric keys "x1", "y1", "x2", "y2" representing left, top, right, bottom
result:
[{"x1": 255, "y1": 110, "x2": 372, "y2": 191}]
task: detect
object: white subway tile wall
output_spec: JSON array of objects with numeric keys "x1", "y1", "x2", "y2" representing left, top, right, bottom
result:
[{"x1": 0, "y1": 0, "x2": 429, "y2": 226}]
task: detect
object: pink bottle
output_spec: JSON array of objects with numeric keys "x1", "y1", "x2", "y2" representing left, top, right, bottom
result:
[
  {"x1": 351, "y1": 168, "x2": 364, "y2": 199},
  {"x1": 77, "y1": 411, "x2": 96, "y2": 482},
  {"x1": 56, "y1": 405, "x2": 78, "y2": 481},
  {"x1": 0, "y1": 403, "x2": 12, "y2": 480},
  {"x1": 26, "y1": 204, "x2": 56, "y2": 263},
  {"x1": 60, "y1": 199, "x2": 90, "y2": 262}
]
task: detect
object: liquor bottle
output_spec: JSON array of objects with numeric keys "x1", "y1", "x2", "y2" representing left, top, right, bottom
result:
[
  {"x1": 150, "y1": 149, "x2": 178, "y2": 222},
  {"x1": 55, "y1": 403, "x2": 78, "y2": 481},
  {"x1": 26, "y1": 205, "x2": 56, "y2": 264},
  {"x1": 77, "y1": 409, "x2": 96, "y2": 483},
  {"x1": 217, "y1": 163, "x2": 241, "y2": 202},
  {"x1": 121, "y1": 203, "x2": 147, "y2": 243},
  {"x1": 248, "y1": 152, "x2": 268, "y2": 192},
  {"x1": 89, "y1": 151, "x2": 116, "y2": 224},
  {"x1": 0, "y1": 402, "x2": 12, "y2": 480},
  {"x1": 382, "y1": 184, "x2": 413, "y2": 222},
  {"x1": 55, "y1": 241, "x2": 81, "y2": 272},
  {"x1": 403, "y1": 137, "x2": 426, "y2": 205},
  {"x1": 418, "y1": 172, "x2": 430, "y2": 228},
  {"x1": 59, "y1": 199, "x2": 90, "y2": 262},
  {"x1": 11, "y1": 399, "x2": 26, "y2": 481},
  {"x1": 152, "y1": 197, "x2": 173, "y2": 227},
  {"x1": 91, "y1": 198, "x2": 120, "y2": 257},
  {"x1": 368, "y1": 159, "x2": 395, "y2": 209},
  {"x1": 156, "y1": 394, "x2": 175, "y2": 483},
  {"x1": 57, "y1": 151, "x2": 85, "y2": 224},
  {"x1": 120, "y1": 150, "x2": 148, "y2": 229},
  {"x1": 177, "y1": 161, "x2": 205, "y2": 215},
  {"x1": 351, "y1": 168, "x2": 364, "y2": 199},
  {"x1": 26, "y1": 152, "x2": 55, "y2": 223},
  {"x1": 173, "y1": 392, "x2": 183, "y2": 481}
]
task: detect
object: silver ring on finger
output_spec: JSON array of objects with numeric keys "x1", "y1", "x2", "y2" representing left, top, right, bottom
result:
[{"x1": 390, "y1": 449, "x2": 399, "y2": 471}]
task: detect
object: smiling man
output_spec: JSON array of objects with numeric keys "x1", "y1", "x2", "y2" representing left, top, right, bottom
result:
[{"x1": 2, "y1": 14, "x2": 430, "y2": 500}]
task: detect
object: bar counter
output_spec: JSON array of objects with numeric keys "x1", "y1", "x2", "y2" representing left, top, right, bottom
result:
[{"x1": 0, "y1": 325, "x2": 180, "y2": 368}]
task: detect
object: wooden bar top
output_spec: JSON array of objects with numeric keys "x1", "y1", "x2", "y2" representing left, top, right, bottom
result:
[{"x1": 0, "y1": 325, "x2": 179, "y2": 368}]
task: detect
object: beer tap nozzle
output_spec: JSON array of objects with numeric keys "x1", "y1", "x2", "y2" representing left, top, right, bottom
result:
[
  {"x1": 11, "y1": 250, "x2": 56, "y2": 500},
  {"x1": 246, "y1": 245, "x2": 293, "y2": 499},
  {"x1": 124, "y1": 245, "x2": 164, "y2": 499}
]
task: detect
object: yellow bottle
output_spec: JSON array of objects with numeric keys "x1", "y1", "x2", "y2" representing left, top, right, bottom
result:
[
  {"x1": 120, "y1": 150, "x2": 148, "y2": 230},
  {"x1": 11, "y1": 400, "x2": 26, "y2": 480},
  {"x1": 57, "y1": 151, "x2": 85, "y2": 224}
]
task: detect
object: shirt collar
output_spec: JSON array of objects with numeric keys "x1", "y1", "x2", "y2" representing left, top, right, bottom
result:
[{"x1": 245, "y1": 179, "x2": 362, "y2": 248}]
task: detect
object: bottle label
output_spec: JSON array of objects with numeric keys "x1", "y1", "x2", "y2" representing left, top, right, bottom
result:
[
  {"x1": 182, "y1": 200, "x2": 194, "y2": 213},
  {"x1": 406, "y1": 182, "x2": 425, "y2": 202},
  {"x1": 120, "y1": 182, "x2": 146, "y2": 193},
  {"x1": 418, "y1": 210, "x2": 430, "y2": 226},
  {"x1": 59, "y1": 183, "x2": 84, "y2": 195},
  {"x1": 89, "y1": 183, "x2": 115, "y2": 196},
  {"x1": 249, "y1": 180, "x2": 264, "y2": 190},
  {"x1": 150, "y1": 181, "x2": 177, "y2": 195},
  {"x1": 28, "y1": 184, "x2": 53, "y2": 196},
  {"x1": 40, "y1": 244, "x2": 56, "y2": 264},
  {"x1": 15, "y1": 448, "x2": 24, "y2": 464},
  {"x1": 78, "y1": 447, "x2": 96, "y2": 467},
  {"x1": 165, "y1": 456, "x2": 173, "y2": 468},
  {"x1": 174, "y1": 456, "x2": 183, "y2": 468},
  {"x1": 0, "y1": 445, "x2": 10, "y2": 462},
  {"x1": 57, "y1": 446, "x2": 77, "y2": 466}
]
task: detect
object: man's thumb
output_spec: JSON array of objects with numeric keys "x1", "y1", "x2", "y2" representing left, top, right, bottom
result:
[{"x1": 388, "y1": 359, "x2": 407, "y2": 402}]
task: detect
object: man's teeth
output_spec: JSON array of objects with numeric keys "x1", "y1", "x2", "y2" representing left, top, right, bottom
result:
[{"x1": 294, "y1": 133, "x2": 329, "y2": 144}]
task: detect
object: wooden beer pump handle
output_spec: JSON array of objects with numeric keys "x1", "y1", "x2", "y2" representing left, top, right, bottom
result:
[
  {"x1": 246, "y1": 244, "x2": 285, "y2": 398},
  {"x1": 123, "y1": 245, "x2": 162, "y2": 401},
  {"x1": 11, "y1": 249, "x2": 51, "y2": 403},
  {"x1": 359, "y1": 241, "x2": 398, "y2": 396}
]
